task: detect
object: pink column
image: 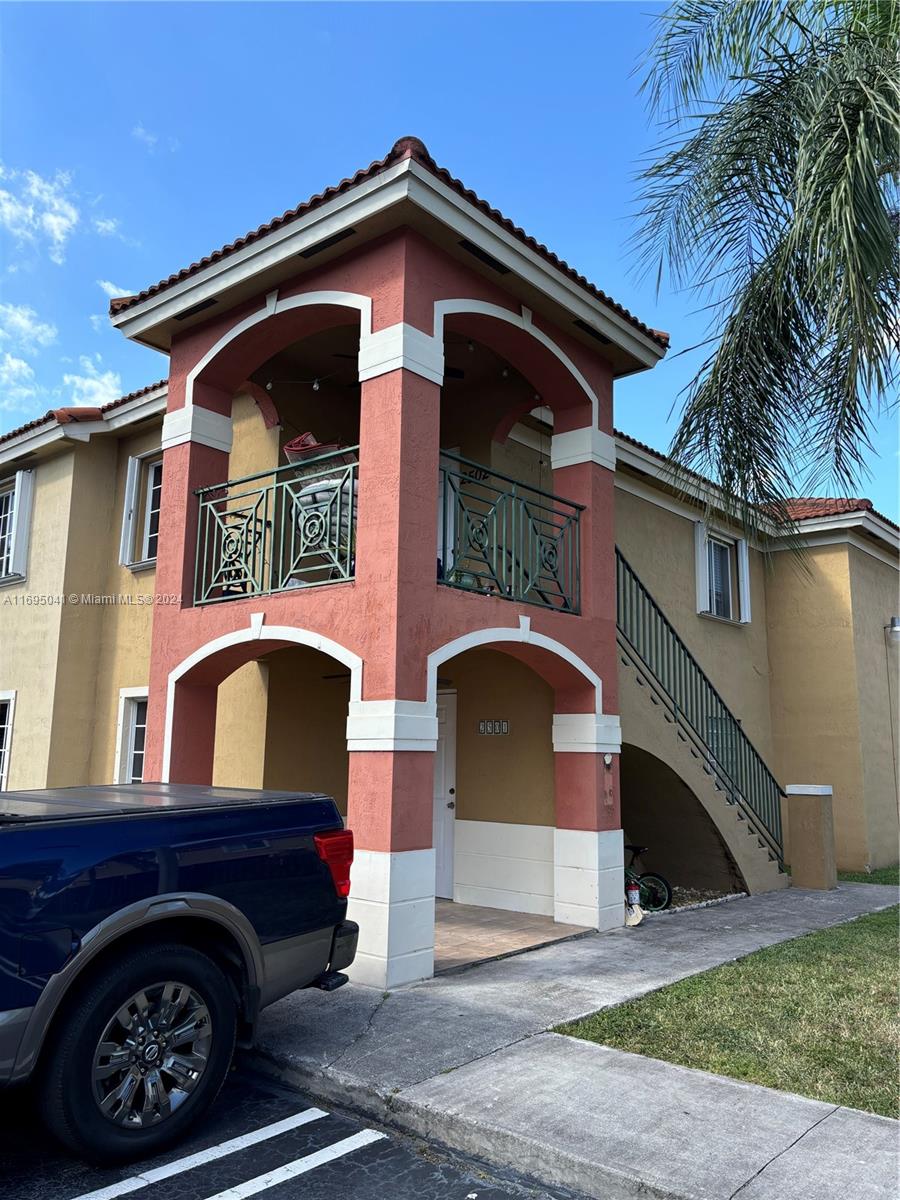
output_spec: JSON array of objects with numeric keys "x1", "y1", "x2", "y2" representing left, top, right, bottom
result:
[
  {"x1": 344, "y1": 365, "x2": 441, "y2": 988},
  {"x1": 144, "y1": 375, "x2": 231, "y2": 784}
]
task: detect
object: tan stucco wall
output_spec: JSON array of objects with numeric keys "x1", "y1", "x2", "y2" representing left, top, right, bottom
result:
[
  {"x1": 766, "y1": 545, "x2": 869, "y2": 869},
  {"x1": 0, "y1": 454, "x2": 73, "y2": 788},
  {"x1": 261, "y1": 646, "x2": 351, "y2": 810},
  {"x1": 213, "y1": 662, "x2": 269, "y2": 789},
  {"x1": 445, "y1": 647, "x2": 555, "y2": 826},
  {"x1": 614, "y1": 483, "x2": 776, "y2": 761},
  {"x1": 87, "y1": 425, "x2": 161, "y2": 783},
  {"x1": 847, "y1": 545, "x2": 900, "y2": 868}
]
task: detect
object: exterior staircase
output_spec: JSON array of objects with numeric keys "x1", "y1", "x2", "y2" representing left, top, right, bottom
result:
[{"x1": 615, "y1": 549, "x2": 788, "y2": 893}]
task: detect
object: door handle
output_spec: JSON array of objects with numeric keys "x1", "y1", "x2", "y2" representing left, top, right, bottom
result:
[{"x1": 446, "y1": 801, "x2": 455, "y2": 810}]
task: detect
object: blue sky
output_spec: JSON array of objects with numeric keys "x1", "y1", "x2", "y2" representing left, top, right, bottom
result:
[{"x1": 1, "y1": 1, "x2": 896, "y2": 517}]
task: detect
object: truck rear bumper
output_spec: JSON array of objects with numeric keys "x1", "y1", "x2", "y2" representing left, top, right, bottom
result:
[{"x1": 329, "y1": 921, "x2": 358, "y2": 972}]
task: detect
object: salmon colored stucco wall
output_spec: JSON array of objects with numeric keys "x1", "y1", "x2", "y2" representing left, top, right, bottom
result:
[
  {"x1": 143, "y1": 230, "x2": 620, "y2": 850},
  {"x1": 0, "y1": 453, "x2": 72, "y2": 789}
]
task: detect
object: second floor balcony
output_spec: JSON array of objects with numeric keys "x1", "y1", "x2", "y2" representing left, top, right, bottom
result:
[{"x1": 194, "y1": 448, "x2": 582, "y2": 612}]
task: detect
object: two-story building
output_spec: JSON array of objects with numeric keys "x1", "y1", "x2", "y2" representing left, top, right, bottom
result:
[{"x1": 1, "y1": 138, "x2": 897, "y2": 988}]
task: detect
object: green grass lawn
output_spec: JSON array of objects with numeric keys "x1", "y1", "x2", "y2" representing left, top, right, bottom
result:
[
  {"x1": 559, "y1": 906, "x2": 899, "y2": 1118},
  {"x1": 838, "y1": 866, "x2": 899, "y2": 886}
]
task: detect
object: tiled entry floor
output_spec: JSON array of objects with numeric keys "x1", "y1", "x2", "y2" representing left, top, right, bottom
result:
[{"x1": 433, "y1": 899, "x2": 589, "y2": 971}]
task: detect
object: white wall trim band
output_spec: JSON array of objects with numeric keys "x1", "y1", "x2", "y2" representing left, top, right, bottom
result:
[
  {"x1": 346, "y1": 848, "x2": 436, "y2": 988},
  {"x1": 552, "y1": 713, "x2": 622, "y2": 753},
  {"x1": 785, "y1": 784, "x2": 833, "y2": 796},
  {"x1": 551, "y1": 427, "x2": 616, "y2": 472},
  {"x1": 454, "y1": 820, "x2": 554, "y2": 916},
  {"x1": 346, "y1": 698, "x2": 438, "y2": 751},
  {"x1": 553, "y1": 827, "x2": 624, "y2": 930},
  {"x1": 357, "y1": 322, "x2": 444, "y2": 386},
  {"x1": 161, "y1": 405, "x2": 233, "y2": 453}
]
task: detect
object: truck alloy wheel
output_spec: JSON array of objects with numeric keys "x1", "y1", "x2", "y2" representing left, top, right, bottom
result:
[{"x1": 91, "y1": 980, "x2": 212, "y2": 1128}]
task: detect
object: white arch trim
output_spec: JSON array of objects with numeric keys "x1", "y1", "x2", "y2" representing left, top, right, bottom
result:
[
  {"x1": 433, "y1": 298, "x2": 599, "y2": 426},
  {"x1": 425, "y1": 618, "x2": 603, "y2": 715},
  {"x1": 161, "y1": 622, "x2": 363, "y2": 781},
  {"x1": 184, "y1": 289, "x2": 373, "y2": 409}
]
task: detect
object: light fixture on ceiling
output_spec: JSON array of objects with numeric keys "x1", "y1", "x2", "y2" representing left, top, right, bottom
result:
[
  {"x1": 312, "y1": 378, "x2": 320, "y2": 392},
  {"x1": 501, "y1": 367, "x2": 509, "y2": 379},
  {"x1": 467, "y1": 340, "x2": 475, "y2": 353}
]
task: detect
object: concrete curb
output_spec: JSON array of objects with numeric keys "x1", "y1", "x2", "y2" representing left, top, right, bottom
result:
[{"x1": 250, "y1": 1039, "x2": 673, "y2": 1200}]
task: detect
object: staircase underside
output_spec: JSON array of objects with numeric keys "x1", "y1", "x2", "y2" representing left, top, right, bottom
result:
[{"x1": 618, "y1": 649, "x2": 788, "y2": 895}]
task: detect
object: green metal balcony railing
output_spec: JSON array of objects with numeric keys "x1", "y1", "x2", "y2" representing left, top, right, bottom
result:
[
  {"x1": 194, "y1": 447, "x2": 358, "y2": 604},
  {"x1": 616, "y1": 548, "x2": 784, "y2": 862},
  {"x1": 437, "y1": 452, "x2": 583, "y2": 613}
]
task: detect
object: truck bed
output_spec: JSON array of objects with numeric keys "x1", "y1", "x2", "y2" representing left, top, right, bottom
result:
[{"x1": 0, "y1": 782, "x2": 332, "y2": 824}]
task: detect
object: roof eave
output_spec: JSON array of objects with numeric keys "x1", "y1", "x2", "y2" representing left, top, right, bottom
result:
[{"x1": 110, "y1": 156, "x2": 666, "y2": 371}]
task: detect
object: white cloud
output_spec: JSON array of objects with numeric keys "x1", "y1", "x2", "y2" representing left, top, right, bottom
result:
[
  {"x1": 93, "y1": 216, "x2": 120, "y2": 236},
  {"x1": 0, "y1": 351, "x2": 37, "y2": 410},
  {"x1": 89, "y1": 314, "x2": 105, "y2": 333},
  {"x1": 62, "y1": 354, "x2": 122, "y2": 407},
  {"x1": 132, "y1": 122, "x2": 159, "y2": 151},
  {"x1": 97, "y1": 279, "x2": 132, "y2": 299},
  {"x1": 0, "y1": 302, "x2": 57, "y2": 353},
  {"x1": 132, "y1": 123, "x2": 178, "y2": 154},
  {"x1": 0, "y1": 165, "x2": 79, "y2": 264}
]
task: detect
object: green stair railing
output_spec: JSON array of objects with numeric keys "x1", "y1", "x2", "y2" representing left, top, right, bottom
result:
[{"x1": 616, "y1": 548, "x2": 784, "y2": 862}]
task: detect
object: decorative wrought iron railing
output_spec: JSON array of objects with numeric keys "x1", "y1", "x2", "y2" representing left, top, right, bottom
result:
[
  {"x1": 194, "y1": 447, "x2": 358, "y2": 604},
  {"x1": 437, "y1": 452, "x2": 582, "y2": 613},
  {"x1": 616, "y1": 548, "x2": 784, "y2": 862}
]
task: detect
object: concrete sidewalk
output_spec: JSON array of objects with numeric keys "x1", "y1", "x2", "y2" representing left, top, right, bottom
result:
[{"x1": 253, "y1": 883, "x2": 898, "y2": 1198}]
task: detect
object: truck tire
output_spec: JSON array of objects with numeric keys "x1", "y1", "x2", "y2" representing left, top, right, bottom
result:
[{"x1": 38, "y1": 942, "x2": 237, "y2": 1163}]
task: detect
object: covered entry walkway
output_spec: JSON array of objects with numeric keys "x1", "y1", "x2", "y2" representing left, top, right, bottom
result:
[{"x1": 434, "y1": 900, "x2": 588, "y2": 972}]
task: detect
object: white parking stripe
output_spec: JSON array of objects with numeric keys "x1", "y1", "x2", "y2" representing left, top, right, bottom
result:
[
  {"x1": 199, "y1": 1129, "x2": 387, "y2": 1199},
  {"x1": 70, "y1": 1108, "x2": 328, "y2": 1200}
]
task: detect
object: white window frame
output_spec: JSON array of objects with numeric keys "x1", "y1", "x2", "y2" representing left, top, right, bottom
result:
[
  {"x1": 119, "y1": 451, "x2": 162, "y2": 569},
  {"x1": 0, "y1": 470, "x2": 35, "y2": 584},
  {"x1": 114, "y1": 687, "x2": 149, "y2": 784},
  {"x1": 0, "y1": 689, "x2": 16, "y2": 790},
  {"x1": 694, "y1": 521, "x2": 751, "y2": 624}
]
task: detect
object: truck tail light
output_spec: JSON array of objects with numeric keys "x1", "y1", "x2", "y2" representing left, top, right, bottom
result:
[{"x1": 314, "y1": 829, "x2": 354, "y2": 898}]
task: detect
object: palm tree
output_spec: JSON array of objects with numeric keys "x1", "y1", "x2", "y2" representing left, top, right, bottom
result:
[{"x1": 636, "y1": 1, "x2": 899, "y2": 531}]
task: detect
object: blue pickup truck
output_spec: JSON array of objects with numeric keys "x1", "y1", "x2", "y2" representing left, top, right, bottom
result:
[{"x1": 0, "y1": 783, "x2": 357, "y2": 1162}]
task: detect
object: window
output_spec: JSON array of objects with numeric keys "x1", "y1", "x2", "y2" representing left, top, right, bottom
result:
[
  {"x1": 0, "y1": 470, "x2": 34, "y2": 582},
  {"x1": 695, "y1": 522, "x2": 751, "y2": 623},
  {"x1": 708, "y1": 537, "x2": 735, "y2": 619},
  {"x1": 0, "y1": 691, "x2": 15, "y2": 790},
  {"x1": 115, "y1": 690, "x2": 148, "y2": 783},
  {"x1": 120, "y1": 454, "x2": 163, "y2": 567}
]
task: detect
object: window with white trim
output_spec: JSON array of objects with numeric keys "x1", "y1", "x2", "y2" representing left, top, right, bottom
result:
[
  {"x1": 0, "y1": 692, "x2": 15, "y2": 790},
  {"x1": 0, "y1": 470, "x2": 34, "y2": 582},
  {"x1": 118, "y1": 694, "x2": 149, "y2": 783},
  {"x1": 120, "y1": 454, "x2": 163, "y2": 567},
  {"x1": 694, "y1": 522, "x2": 751, "y2": 623}
]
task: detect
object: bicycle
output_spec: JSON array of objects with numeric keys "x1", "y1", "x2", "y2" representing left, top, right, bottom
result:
[{"x1": 624, "y1": 844, "x2": 673, "y2": 912}]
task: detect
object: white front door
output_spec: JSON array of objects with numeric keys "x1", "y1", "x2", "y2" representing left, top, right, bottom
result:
[{"x1": 433, "y1": 691, "x2": 457, "y2": 899}]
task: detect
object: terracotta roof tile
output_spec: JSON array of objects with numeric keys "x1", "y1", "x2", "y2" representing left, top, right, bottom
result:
[
  {"x1": 109, "y1": 137, "x2": 669, "y2": 351},
  {"x1": 614, "y1": 429, "x2": 899, "y2": 533},
  {"x1": 0, "y1": 379, "x2": 167, "y2": 448}
]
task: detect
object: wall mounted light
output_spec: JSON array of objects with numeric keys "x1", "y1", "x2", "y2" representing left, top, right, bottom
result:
[{"x1": 887, "y1": 616, "x2": 900, "y2": 644}]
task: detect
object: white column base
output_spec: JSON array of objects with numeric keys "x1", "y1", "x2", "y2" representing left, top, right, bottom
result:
[
  {"x1": 553, "y1": 828, "x2": 624, "y2": 931},
  {"x1": 346, "y1": 848, "x2": 436, "y2": 988}
]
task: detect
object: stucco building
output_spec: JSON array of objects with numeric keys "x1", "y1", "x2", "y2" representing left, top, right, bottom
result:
[{"x1": 1, "y1": 138, "x2": 897, "y2": 987}]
